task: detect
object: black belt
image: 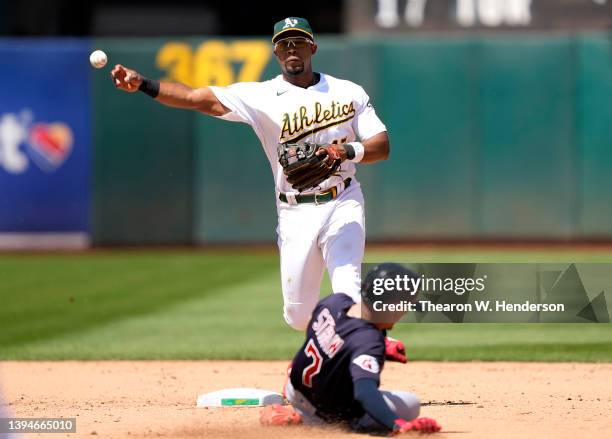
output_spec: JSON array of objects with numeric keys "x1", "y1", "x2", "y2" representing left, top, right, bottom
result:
[{"x1": 279, "y1": 178, "x2": 352, "y2": 205}]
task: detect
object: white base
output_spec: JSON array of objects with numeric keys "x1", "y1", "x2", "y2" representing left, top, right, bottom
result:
[{"x1": 196, "y1": 387, "x2": 284, "y2": 407}]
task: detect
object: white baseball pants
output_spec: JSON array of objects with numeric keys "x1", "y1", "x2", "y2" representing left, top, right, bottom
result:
[{"x1": 276, "y1": 183, "x2": 365, "y2": 330}]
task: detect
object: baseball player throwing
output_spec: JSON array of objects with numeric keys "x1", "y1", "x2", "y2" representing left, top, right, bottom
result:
[
  {"x1": 260, "y1": 263, "x2": 441, "y2": 434},
  {"x1": 111, "y1": 17, "x2": 405, "y2": 360}
]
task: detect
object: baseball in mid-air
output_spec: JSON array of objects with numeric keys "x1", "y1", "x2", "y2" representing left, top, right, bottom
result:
[{"x1": 89, "y1": 50, "x2": 108, "y2": 69}]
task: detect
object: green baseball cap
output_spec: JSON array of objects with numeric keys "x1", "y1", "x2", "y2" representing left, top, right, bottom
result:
[{"x1": 272, "y1": 17, "x2": 314, "y2": 44}]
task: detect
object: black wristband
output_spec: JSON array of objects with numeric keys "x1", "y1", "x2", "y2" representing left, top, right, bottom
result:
[
  {"x1": 138, "y1": 78, "x2": 160, "y2": 98},
  {"x1": 344, "y1": 143, "x2": 356, "y2": 160}
]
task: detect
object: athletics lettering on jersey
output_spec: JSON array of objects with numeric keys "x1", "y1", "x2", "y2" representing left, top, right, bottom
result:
[
  {"x1": 311, "y1": 307, "x2": 345, "y2": 358},
  {"x1": 280, "y1": 101, "x2": 356, "y2": 141},
  {"x1": 209, "y1": 73, "x2": 386, "y2": 193}
]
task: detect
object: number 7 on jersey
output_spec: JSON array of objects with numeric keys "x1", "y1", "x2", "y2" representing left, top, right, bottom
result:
[{"x1": 302, "y1": 339, "x2": 323, "y2": 387}]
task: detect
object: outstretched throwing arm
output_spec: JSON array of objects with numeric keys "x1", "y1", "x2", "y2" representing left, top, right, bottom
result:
[{"x1": 110, "y1": 64, "x2": 230, "y2": 117}]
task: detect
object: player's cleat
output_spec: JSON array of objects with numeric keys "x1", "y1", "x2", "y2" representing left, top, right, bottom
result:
[
  {"x1": 393, "y1": 417, "x2": 441, "y2": 434},
  {"x1": 260, "y1": 404, "x2": 302, "y2": 426},
  {"x1": 385, "y1": 336, "x2": 408, "y2": 363}
]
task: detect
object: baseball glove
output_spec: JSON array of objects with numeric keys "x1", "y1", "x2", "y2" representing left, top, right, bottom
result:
[{"x1": 278, "y1": 142, "x2": 342, "y2": 192}]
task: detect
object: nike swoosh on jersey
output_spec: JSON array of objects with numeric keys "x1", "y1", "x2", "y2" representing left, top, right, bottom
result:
[{"x1": 277, "y1": 90, "x2": 288, "y2": 96}]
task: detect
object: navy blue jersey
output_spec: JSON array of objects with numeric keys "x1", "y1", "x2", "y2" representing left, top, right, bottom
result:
[{"x1": 289, "y1": 293, "x2": 386, "y2": 422}]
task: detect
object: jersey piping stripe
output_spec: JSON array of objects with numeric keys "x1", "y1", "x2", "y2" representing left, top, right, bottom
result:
[{"x1": 281, "y1": 114, "x2": 355, "y2": 143}]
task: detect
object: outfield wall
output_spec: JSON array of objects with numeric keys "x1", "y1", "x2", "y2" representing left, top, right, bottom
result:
[{"x1": 2, "y1": 34, "x2": 612, "y2": 244}]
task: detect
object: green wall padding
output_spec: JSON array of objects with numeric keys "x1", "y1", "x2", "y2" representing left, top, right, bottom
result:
[
  {"x1": 577, "y1": 35, "x2": 612, "y2": 237},
  {"x1": 92, "y1": 39, "x2": 194, "y2": 244},
  {"x1": 478, "y1": 37, "x2": 576, "y2": 238}
]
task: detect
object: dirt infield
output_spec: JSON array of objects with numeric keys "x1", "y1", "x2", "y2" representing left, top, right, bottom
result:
[{"x1": 1, "y1": 361, "x2": 611, "y2": 439}]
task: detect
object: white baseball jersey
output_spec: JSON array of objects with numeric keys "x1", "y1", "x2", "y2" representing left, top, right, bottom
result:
[{"x1": 209, "y1": 73, "x2": 386, "y2": 195}]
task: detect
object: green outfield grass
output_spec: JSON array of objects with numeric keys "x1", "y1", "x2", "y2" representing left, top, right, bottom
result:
[{"x1": 0, "y1": 248, "x2": 611, "y2": 361}]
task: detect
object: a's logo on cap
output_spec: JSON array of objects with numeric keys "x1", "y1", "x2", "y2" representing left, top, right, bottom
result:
[{"x1": 283, "y1": 18, "x2": 298, "y2": 29}]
